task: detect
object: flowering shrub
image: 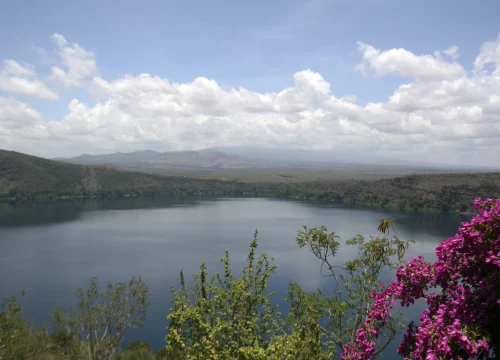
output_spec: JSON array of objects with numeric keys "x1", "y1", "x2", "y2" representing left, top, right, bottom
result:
[{"x1": 343, "y1": 198, "x2": 500, "y2": 360}]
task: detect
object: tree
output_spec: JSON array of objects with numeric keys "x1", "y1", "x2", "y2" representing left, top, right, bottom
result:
[
  {"x1": 165, "y1": 230, "x2": 281, "y2": 359},
  {"x1": 51, "y1": 276, "x2": 149, "y2": 360},
  {"x1": 114, "y1": 341, "x2": 156, "y2": 360},
  {"x1": 1, "y1": 292, "x2": 47, "y2": 359},
  {"x1": 0, "y1": 290, "x2": 82, "y2": 359},
  {"x1": 283, "y1": 225, "x2": 410, "y2": 358}
]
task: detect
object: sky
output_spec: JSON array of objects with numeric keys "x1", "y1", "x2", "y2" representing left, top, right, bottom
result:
[{"x1": 0, "y1": 0, "x2": 500, "y2": 166}]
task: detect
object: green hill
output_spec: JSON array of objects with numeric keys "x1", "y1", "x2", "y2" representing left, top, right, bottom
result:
[
  {"x1": 2, "y1": 149, "x2": 500, "y2": 213},
  {"x1": 292, "y1": 173, "x2": 500, "y2": 213},
  {"x1": 0, "y1": 149, "x2": 254, "y2": 200}
]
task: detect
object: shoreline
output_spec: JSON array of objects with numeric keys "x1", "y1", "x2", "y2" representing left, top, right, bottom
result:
[{"x1": 0, "y1": 191, "x2": 473, "y2": 215}]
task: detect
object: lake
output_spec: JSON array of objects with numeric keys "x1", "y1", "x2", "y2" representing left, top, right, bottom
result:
[{"x1": 0, "y1": 197, "x2": 468, "y2": 353}]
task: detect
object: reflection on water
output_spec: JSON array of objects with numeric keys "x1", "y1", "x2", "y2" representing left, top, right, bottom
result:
[
  {"x1": 0, "y1": 197, "x2": 467, "y2": 351},
  {"x1": 0, "y1": 197, "x2": 210, "y2": 227}
]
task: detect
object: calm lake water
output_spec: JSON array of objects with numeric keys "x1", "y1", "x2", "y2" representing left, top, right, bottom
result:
[{"x1": 0, "y1": 197, "x2": 468, "y2": 352}]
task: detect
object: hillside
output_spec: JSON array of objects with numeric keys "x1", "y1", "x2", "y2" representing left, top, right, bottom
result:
[
  {"x1": 292, "y1": 173, "x2": 500, "y2": 213},
  {"x1": 2, "y1": 149, "x2": 500, "y2": 213},
  {"x1": 0, "y1": 149, "x2": 256, "y2": 199}
]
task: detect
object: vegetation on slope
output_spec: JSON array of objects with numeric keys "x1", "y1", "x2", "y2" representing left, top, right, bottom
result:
[
  {"x1": 2, "y1": 149, "x2": 500, "y2": 213},
  {"x1": 288, "y1": 173, "x2": 500, "y2": 213},
  {"x1": 0, "y1": 149, "x2": 256, "y2": 200}
]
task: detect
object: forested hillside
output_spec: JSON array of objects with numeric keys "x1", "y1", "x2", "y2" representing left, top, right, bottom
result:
[
  {"x1": 290, "y1": 173, "x2": 500, "y2": 213},
  {"x1": 1, "y1": 149, "x2": 500, "y2": 213},
  {"x1": 0, "y1": 149, "x2": 251, "y2": 199}
]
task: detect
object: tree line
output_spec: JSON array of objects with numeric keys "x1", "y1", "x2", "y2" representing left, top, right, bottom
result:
[{"x1": 4, "y1": 172, "x2": 500, "y2": 214}]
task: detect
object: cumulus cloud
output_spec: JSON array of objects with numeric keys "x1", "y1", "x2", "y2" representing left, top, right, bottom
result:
[
  {"x1": 0, "y1": 96, "x2": 43, "y2": 127},
  {"x1": 474, "y1": 33, "x2": 500, "y2": 76},
  {"x1": 356, "y1": 42, "x2": 466, "y2": 81},
  {"x1": 0, "y1": 96, "x2": 45, "y2": 153},
  {"x1": 1, "y1": 33, "x2": 500, "y2": 167},
  {"x1": 49, "y1": 33, "x2": 98, "y2": 88},
  {"x1": 0, "y1": 60, "x2": 59, "y2": 100},
  {"x1": 443, "y1": 45, "x2": 460, "y2": 61}
]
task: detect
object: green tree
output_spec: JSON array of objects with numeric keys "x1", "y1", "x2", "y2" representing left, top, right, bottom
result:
[
  {"x1": 284, "y1": 225, "x2": 410, "y2": 358},
  {"x1": 0, "y1": 291, "x2": 81, "y2": 360},
  {"x1": 165, "y1": 230, "x2": 281, "y2": 359},
  {"x1": 114, "y1": 341, "x2": 156, "y2": 360},
  {"x1": 0, "y1": 292, "x2": 44, "y2": 360},
  {"x1": 51, "y1": 276, "x2": 149, "y2": 360}
]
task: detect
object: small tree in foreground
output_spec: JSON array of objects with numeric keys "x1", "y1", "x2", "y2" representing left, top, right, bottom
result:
[
  {"x1": 51, "y1": 276, "x2": 149, "y2": 360},
  {"x1": 166, "y1": 230, "x2": 281, "y2": 359},
  {"x1": 0, "y1": 292, "x2": 65, "y2": 360},
  {"x1": 282, "y1": 225, "x2": 410, "y2": 358},
  {"x1": 343, "y1": 198, "x2": 500, "y2": 359}
]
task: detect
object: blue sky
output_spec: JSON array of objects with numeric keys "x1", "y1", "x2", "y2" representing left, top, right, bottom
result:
[
  {"x1": 2, "y1": 0, "x2": 497, "y2": 99},
  {"x1": 1, "y1": 0, "x2": 500, "y2": 166}
]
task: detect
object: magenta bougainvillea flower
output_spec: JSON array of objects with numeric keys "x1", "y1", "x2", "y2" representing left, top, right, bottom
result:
[{"x1": 342, "y1": 198, "x2": 500, "y2": 360}]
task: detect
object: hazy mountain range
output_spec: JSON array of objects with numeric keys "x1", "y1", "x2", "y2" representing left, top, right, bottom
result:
[
  {"x1": 55, "y1": 149, "x2": 266, "y2": 170},
  {"x1": 55, "y1": 147, "x2": 500, "y2": 172}
]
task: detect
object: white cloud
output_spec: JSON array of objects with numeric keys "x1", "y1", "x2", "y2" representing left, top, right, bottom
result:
[
  {"x1": 0, "y1": 96, "x2": 43, "y2": 127},
  {"x1": 1, "y1": 33, "x2": 500, "y2": 167},
  {"x1": 356, "y1": 42, "x2": 466, "y2": 81},
  {"x1": 443, "y1": 45, "x2": 459, "y2": 61},
  {"x1": 387, "y1": 77, "x2": 487, "y2": 112},
  {"x1": 0, "y1": 60, "x2": 59, "y2": 100},
  {"x1": 0, "y1": 96, "x2": 45, "y2": 153},
  {"x1": 0, "y1": 34, "x2": 97, "y2": 100},
  {"x1": 49, "y1": 33, "x2": 98, "y2": 88},
  {"x1": 474, "y1": 33, "x2": 500, "y2": 76}
]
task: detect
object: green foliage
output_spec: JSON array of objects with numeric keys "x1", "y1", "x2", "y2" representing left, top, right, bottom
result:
[
  {"x1": 164, "y1": 225, "x2": 412, "y2": 359},
  {"x1": 1, "y1": 279, "x2": 152, "y2": 360},
  {"x1": 0, "y1": 292, "x2": 82, "y2": 360},
  {"x1": 125, "y1": 340, "x2": 152, "y2": 353},
  {"x1": 114, "y1": 342, "x2": 156, "y2": 360},
  {"x1": 166, "y1": 230, "x2": 282, "y2": 359},
  {"x1": 114, "y1": 340, "x2": 162, "y2": 360},
  {"x1": 283, "y1": 225, "x2": 411, "y2": 358},
  {"x1": 51, "y1": 276, "x2": 150, "y2": 360}
]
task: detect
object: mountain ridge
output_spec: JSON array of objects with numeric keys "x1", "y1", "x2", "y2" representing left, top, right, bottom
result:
[
  {"x1": 55, "y1": 148, "x2": 264, "y2": 169},
  {"x1": 54, "y1": 148, "x2": 500, "y2": 172}
]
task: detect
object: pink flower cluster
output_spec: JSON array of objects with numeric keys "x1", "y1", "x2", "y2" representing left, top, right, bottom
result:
[{"x1": 342, "y1": 198, "x2": 500, "y2": 360}]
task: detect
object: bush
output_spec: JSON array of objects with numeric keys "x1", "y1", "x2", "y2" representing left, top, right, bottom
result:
[{"x1": 343, "y1": 198, "x2": 500, "y2": 359}]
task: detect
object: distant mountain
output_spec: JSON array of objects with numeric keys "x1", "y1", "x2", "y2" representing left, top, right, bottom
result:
[
  {"x1": 214, "y1": 146, "x2": 500, "y2": 171},
  {"x1": 55, "y1": 147, "x2": 500, "y2": 173},
  {"x1": 56, "y1": 149, "x2": 265, "y2": 170},
  {"x1": 61, "y1": 150, "x2": 161, "y2": 164}
]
